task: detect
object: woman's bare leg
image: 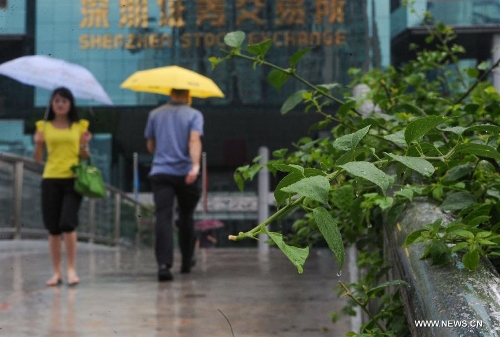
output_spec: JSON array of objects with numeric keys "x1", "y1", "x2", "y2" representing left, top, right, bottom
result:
[
  {"x1": 64, "y1": 231, "x2": 79, "y2": 285},
  {"x1": 47, "y1": 234, "x2": 62, "y2": 286}
]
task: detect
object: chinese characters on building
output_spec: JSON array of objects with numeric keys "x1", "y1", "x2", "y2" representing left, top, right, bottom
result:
[{"x1": 79, "y1": 0, "x2": 347, "y2": 50}]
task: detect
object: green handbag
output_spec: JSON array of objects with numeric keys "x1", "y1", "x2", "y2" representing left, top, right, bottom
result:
[{"x1": 71, "y1": 157, "x2": 106, "y2": 198}]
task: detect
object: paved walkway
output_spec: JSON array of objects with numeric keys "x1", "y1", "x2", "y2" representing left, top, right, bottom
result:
[{"x1": 0, "y1": 240, "x2": 352, "y2": 337}]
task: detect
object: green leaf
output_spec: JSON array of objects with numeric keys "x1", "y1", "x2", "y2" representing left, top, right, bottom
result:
[
  {"x1": 404, "y1": 116, "x2": 446, "y2": 144},
  {"x1": 208, "y1": 56, "x2": 224, "y2": 69},
  {"x1": 439, "y1": 126, "x2": 466, "y2": 135},
  {"x1": 463, "y1": 204, "x2": 492, "y2": 224},
  {"x1": 313, "y1": 207, "x2": 345, "y2": 270},
  {"x1": 429, "y1": 240, "x2": 451, "y2": 265},
  {"x1": 384, "y1": 130, "x2": 407, "y2": 147},
  {"x1": 478, "y1": 61, "x2": 489, "y2": 70},
  {"x1": 224, "y1": 31, "x2": 246, "y2": 48},
  {"x1": 281, "y1": 90, "x2": 306, "y2": 115},
  {"x1": 338, "y1": 161, "x2": 391, "y2": 193},
  {"x1": 462, "y1": 250, "x2": 480, "y2": 271},
  {"x1": 475, "y1": 231, "x2": 492, "y2": 239},
  {"x1": 453, "y1": 229, "x2": 474, "y2": 239},
  {"x1": 280, "y1": 176, "x2": 330, "y2": 205},
  {"x1": 331, "y1": 185, "x2": 355, "y2": 212},
  {"x1": 246, "y1": 39, "x2": 272, "y2": 56},
  {"x1": 466, "y1": 215, "x2": 490, "y2": 227},
  {"x1": 274, "y1": 172, "x2": 303, "y2": 206},
  {"x1": 234, "y1": 171, "x2": 245, "y2": 191},
  {"x1": 303, "y1": 168, "x2": 327, "y2": 177},
  {"x1": 451, "y1": 242, "x2": 468, "y2": 252},
  {"x1": 336, "y1": 100, "x2": 356, "y2": 118},
  {"x1": 426, "y1": 218, "x2": 443, "y2": 232},
  {"x1": 234, "y1": 165, "x2": 250, "y2": 191},
  {"x1": 273, "y1": 165, "x2": 328, "y2": 205},
  {"x1": 272, "y1": 148, "x2": 288, "y2": 158},
  {"x1": 366, "y1": 280, "x2": 409, "y2": 297},
  {"x1": 465, "y1": 124, "x2": 500, "y2": 135},
  {"x1": 440, "y1": 192, "x2": 476, "y2": 211},
  {"x1": 397, "y1": 103, "x2": 426, "y2": 116},
  {"x1": 455, "y1": 143, "x2": 500, "y2": 161},
  {"x1": 308, "y1": 119, "x2": 333, "y2": 132},
  {"x1": 375, "y1": 197, "x2": 394, "y2": 210},
  {"x1": 289, "y1": 48, "x2": 312, "y2": 68},
  {"x1": 267, "y1": 231, "x2": 309, "y2": 273},
  {"x1": 432, "y1": 184, "x2": 443, "y2": 200},
  {"x1": 467, "y1": 68, "x2": 479, "y2": 78},
  {"x1": 404, "y1": 229, "x2": 426, "y2": 247},
  {"x1": 335, "y1": 147, "x2": 375, "y2": 166},
  {"x1": 273, "y1": 163, "x2": 304, "y2": 174},
  {"x1": 317, "y1": 83, "x2": 341, "y2": 93},
  {"x1": 268, "y1": 69, "x2": 290, "y2": 91},
  {"x1": 478, "y1": 239, "x2": 496, "y2": 245},
  {"x1": 332, "y1": 126, "x2": 371, "y2": 151},
  {"x1": 394, "y1": 188, "x2": 414, "y2": 201},
  {"x1": 442, "y1": 164, "x2": 474, "y2": 184},
  {"x1": 247, "y1": 164, "x2": 263, "y2": 180},
  {"x1": 252, "y1": 155, "x2": 263, "y2": 163},
  {"x1": 384, "y1": 153, "x2": 435, "y2": 177}
]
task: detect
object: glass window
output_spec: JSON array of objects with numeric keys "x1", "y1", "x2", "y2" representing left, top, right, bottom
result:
[{"x1": 390, "y1": 0, "x2": 401, "y2": 13}]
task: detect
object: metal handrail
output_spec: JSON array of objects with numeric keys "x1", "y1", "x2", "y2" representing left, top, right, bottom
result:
[{"x1": 0, "y1": 152, "x2": 154, "y2": 247}]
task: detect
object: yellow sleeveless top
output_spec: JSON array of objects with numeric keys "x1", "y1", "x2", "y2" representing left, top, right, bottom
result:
[{"x1": 35, "y1": 119, "x2": 89, "y2": 178}]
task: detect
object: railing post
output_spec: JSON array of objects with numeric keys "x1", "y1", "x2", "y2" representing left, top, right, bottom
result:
[
  {"x1": 135, "y1": 204, "x2": 141, "y2": 248},
  {"x1": 133, "y1": 152, "x2": 139, "y2": 202},
  {"x1": 13, "y1": 161, "x2": 24, "y2": 239},
  {"x1": 88, "y1": 198, "x2": 95, "y2": 243},
  {"x1": 113, "y1": 193, "x2": 121, "y2": 246},
  {"x1": 258, "y1": 146, "x2": 270, "y2": 253},
  {"x1": 133, "y1": 152, "x2": 141, "y2": 248},
  {"x1": 493, "y1": 34, "x2": 500, "y2": 91}
]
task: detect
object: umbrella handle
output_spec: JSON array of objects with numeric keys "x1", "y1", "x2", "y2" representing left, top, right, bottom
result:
[
  {"x1": 202, "y1": 152, "x2": 208, "y2": 214},
  {"x1": 41, "y1": 103, "x2": 50, "y2": 133}
]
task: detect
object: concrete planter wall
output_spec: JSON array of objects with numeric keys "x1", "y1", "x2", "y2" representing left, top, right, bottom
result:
[{"x1": 384, "y1": 199, "x2": 500, "y2": 336}]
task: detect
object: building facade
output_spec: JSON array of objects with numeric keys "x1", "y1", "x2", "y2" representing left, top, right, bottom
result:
[
  {"x1": 3, "y1": 1, "x2": 500, "y2": 189},
  {"x1": 1, "y1": 0, "x2": 388, "y2": 191},
  {"x1": 391, "y1": 0, "x2": 500, "y2": 90}
]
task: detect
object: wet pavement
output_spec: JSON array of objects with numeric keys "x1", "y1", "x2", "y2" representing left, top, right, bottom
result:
[{"x1": 0, "y1": 240, "x2": 352, "y2": 337}]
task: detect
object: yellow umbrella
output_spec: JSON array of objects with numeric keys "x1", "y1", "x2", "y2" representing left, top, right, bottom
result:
[{"x1": 120, "y1": 65, "x2": 224, "y2": 98}]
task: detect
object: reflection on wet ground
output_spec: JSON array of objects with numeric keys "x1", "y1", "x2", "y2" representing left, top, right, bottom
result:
[{"x1": 0, "y1": 240, "x2": 351, "y2": 336}]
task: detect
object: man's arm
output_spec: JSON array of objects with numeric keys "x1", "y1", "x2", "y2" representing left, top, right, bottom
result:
[
  {"x1": 185, "y1": 130, "x2": 202, "y2": 185},
  {"x1": 146, "y1": 138, "x2": 156, "y2": 154}
]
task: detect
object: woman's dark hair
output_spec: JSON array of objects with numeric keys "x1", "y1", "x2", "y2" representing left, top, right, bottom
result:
[{"x1": 46, "y1": 87, "x2": 80, "y2": 124}]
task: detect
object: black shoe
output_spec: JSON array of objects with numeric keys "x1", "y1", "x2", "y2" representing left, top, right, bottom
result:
[
  {"x1": 158, "y1": 266, "x2": 173, "y2": 282},
  {"x1": 180, "y1": 262, "x2": 191, "y2": 274}
]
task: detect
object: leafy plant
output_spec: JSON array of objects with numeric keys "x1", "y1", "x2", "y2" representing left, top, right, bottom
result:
[{"x1": 210, "y1": 13, "x2": 500, "y2": 337}]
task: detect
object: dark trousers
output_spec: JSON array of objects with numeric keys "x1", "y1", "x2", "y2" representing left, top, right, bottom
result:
[
  {"x1": 41, "y1": 178, "x2": 83, "y2": 235},
  {"x1": 149, "y1": 174, "x2": 200, "y2": 269}
]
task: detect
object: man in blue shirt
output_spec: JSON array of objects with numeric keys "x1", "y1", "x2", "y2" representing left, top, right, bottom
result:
[{"x1": 145, "y1": 88, "x2": 203, "y2": 281}]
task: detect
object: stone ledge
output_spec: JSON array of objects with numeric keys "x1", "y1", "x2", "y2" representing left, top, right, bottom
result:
[{"x1": 385, "y1": 200, "x2": 500, "y2": 336}]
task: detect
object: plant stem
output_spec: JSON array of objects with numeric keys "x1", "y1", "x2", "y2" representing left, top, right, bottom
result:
[
  {"x1": 453, "y1": 57, "x2": 500, "y2": 107},
  {"x1": 239, "y1": 53, "x2": 346, "y2": 104},
  {"x1": 229, "y1": 196, "x2": 305, "y2": 241},
  {"x1": 338, "y1": 281, "x2": 387, "y2": 333}
]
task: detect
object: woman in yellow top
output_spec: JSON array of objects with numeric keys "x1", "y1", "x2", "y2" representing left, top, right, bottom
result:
[{"x1": 33, "y1": 87, "x2": 92, "y2": 286}]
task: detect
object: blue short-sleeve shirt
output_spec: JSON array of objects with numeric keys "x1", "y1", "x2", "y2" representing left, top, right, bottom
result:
[{"x1": 144, "y1": 102, "x2": 204, "y2": 176}]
